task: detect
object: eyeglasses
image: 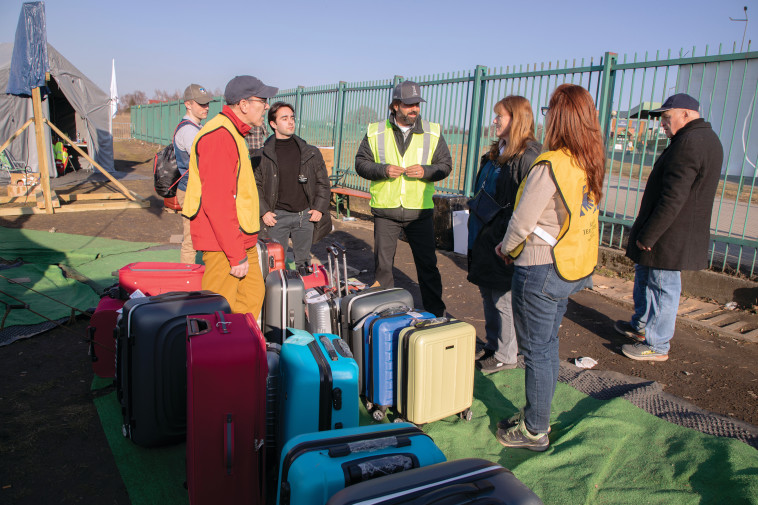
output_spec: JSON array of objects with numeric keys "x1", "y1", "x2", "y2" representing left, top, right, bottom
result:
[
  {"x1": 244, "y1": 97, "x2": 268, "y2": 105},
  {"x1": 540, "y1": 107, "x2": 550, "y2": 116}
]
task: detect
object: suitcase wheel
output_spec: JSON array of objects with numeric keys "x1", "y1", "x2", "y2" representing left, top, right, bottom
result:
[
  {"x1": 365, "y1": 401, "x2": 373, "y2": 411},
  {"x1": 392, "y1": 417, "x2": 405, "y2": 424},
  {"x1": 459, "y1": 408, "x2": 473, "y2": 421},
  {"x1": 121, "y1": 424, "x2": 130, "y2": 438},
  {"x1": 371, "y1": 408, "x2": 385, "y2": 422}
]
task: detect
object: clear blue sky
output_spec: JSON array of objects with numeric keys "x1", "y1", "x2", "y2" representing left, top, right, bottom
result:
[{"x1": 2, "y1": 0, "x2": 756, "y2": 97}]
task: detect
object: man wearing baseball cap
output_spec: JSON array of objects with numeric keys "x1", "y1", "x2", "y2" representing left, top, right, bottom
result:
[
  {"x1": 182, "y1": 75, "x2": 278, "y2": 315},
  {"x1": 355, "y1": 80, "x2": 453, "y2": 317},
  {"x1": 615, "y1": 93, "x2": 723, "y2": 361},
  {"x1": 174, "y1": 83, "x2": 212, "y2": 264}
]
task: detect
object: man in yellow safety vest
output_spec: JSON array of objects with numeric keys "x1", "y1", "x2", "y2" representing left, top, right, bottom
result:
[{"x1": 355, "y1": 81, "x2": 452, "y2": 317}]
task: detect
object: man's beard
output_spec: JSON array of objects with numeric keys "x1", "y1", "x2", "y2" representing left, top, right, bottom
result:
[{"x1": 395, "y1": 109, "x2": 418, "y2": 127}]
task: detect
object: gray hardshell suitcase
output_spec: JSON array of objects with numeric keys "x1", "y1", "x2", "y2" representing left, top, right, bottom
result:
[
  {"x1": 263, "y1": 269, "x2": 306, "y2": 344},
  {"x1": 340, "y1": 287, "x2": 414, "y2": 394},
  {"x1": 306, "y1": 244, "x2": 349, "y2": 335}
]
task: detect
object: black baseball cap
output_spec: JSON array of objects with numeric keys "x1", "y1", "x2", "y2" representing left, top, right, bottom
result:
[
  {"x1": 392, "y1": 80, "x2": 426, "y2": 105},
  {"x1": 224, "y1": 75, "x2": 278, "y2": 104},
  {"x1": 649, "y1": 93, "x2": 699, "y2": 117}
]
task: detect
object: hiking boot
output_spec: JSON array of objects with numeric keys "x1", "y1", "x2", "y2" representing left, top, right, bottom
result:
[
  {"x1": 621, "y1": 343, "x2": 669, "y2": 362},
  {"x1": 497, "y1": 411, "x2": 551, "y2": 434},
  {"x1": 614, "y1": 320, "x2": 646, "y2": 342},
  {"x1": 496, "y1": 417, "x2": 549, "y2": 452},
  {"x1": 476, "y1": 355, "x2": 517, "y2": 374},
  {"x1": 474, "y1": 346, "x2": 492, "y2": 361}
]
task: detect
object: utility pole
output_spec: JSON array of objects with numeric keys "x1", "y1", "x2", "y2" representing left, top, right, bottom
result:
[{"x1": 730, "y1": 6, "x2": 749, "y2": 52}]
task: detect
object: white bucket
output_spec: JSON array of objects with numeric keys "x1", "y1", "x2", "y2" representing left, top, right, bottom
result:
[{"x1": 452, "y1": 210, "x2": 469, "y2": 255}]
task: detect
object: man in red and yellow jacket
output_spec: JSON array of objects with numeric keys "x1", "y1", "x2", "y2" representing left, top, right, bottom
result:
[{"x1": 182, "y1": 75, "x2": 278, "y2": 315}]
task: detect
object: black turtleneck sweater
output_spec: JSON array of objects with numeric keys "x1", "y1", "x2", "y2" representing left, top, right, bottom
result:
[{"x1": 275, "y1": 136, "x2": 308, "y2": 212}]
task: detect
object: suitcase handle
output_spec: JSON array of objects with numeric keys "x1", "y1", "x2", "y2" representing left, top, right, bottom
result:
[
  {"x1": 377, "y1": 305, "x2": 411, "y2": 317},
  {"x1": 343, "y1": 453, "x2": 418, "y2": 486},
  {"x1": 87, "y1": 326, "x2": 98, "y2": 362},
  {"x1": 412, "y1": 317, "x2": 449, "y2": 328},
  {"x1": 186, "y1": 317, "x2": 210, "y2": 337},
  {"x1": 408, "y1": 481, "x2": 496, "y2": 505},
  {"x1": 352, "y1": 302, "x2": 408, "y2": 331},
  {"x1": 225, "y1": 414, "x2": 234, "y2": 475},
  {"x1": 333, "y1": 338, "x2": 353, "y2": 359},
  {"x1": 328, "y1": 435, "x2": 410, "y2": 457},
  {"x1": 216, "y1": 311, "x2": 231, "y2": 334},
  {"x1": 319, "y1": 335, "x2": 339, "y2": 361}
]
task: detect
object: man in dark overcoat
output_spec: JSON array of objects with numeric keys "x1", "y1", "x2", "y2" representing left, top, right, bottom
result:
[{"x1": 615, "y1": 93, "x2": 723, "y2": 361}]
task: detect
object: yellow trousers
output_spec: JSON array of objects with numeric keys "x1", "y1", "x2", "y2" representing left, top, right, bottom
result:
[{"x1": 202, "y1": 247, "x2": 264, "y2": 316}]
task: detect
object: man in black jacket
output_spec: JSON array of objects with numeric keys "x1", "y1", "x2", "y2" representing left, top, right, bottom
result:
[
  {"x1": 615, "y1": 93, "x2": 723, "y2": 361},
  {"x1": 252, "y1": 102, "x2": 331, "y2": 272}
]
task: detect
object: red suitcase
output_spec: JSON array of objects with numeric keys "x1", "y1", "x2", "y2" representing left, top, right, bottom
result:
[
  {"x1": 300, "y1": 264, "x2": 329, "y2": 290},
  {"x1": 118, "y1": 262, "x2": 204, "y2": 296},
  {"x1": 87, "y1": 294, "x2": 124, "y2": 378},
  {"x1": 258, "y1": 238, "x2": 286, "y2": 277},
  {"x1": 186, "y1": 311, "x2": 267, "y2": 505}
]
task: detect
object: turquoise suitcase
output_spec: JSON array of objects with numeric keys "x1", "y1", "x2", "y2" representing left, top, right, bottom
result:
[
  {"x1": 276, "y1": 423, "x2": 446, "y2": 505},
  {"x1": 280, "y1": 328, "x2": 360, "y2": 446}
]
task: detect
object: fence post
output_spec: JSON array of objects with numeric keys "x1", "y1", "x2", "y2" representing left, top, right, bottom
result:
[
  {"x1": 333, "y1": 81, "x2": 347, "y2": 169},
  {"x1": 295, "y1": 85, "x2": 305, "y2": 137},
  {"x1": 463, "y1": 65, "x2": 488, "y2": 197},
  {"x1": 597, "y1": 52, "x2": 618, "y2": 142}
]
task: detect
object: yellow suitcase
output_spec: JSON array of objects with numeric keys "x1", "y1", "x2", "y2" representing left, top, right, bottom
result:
[{"x1": 396, "y1": 318, "x2": 476, "y2": 424}]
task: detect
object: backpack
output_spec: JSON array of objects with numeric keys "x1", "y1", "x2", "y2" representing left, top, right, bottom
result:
[{"x1": 153, "y1": 119, "x2": 198, "y2": 198}]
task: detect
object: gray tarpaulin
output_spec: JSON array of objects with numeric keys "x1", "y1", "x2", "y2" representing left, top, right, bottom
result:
[{"x1": 0, "y1": 42, "x2": 114, "y2": 176}]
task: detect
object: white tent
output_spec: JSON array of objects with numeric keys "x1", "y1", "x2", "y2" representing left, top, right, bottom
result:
[{"x1": 0, "y1": 42, "x2": 114, "y2": 177}]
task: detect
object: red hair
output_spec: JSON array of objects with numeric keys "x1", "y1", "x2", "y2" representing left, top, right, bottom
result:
[{"x1": 543, "y1": 84, "x2": 605, "y2": 204}]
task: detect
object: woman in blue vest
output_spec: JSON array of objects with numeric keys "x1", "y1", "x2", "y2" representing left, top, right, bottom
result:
[
  {"x1": 467, "y1": 96, "x2": 541, "y2": 374},
  {"x1": 495, "y1": 84, "x2": 605, "y2": 451}
]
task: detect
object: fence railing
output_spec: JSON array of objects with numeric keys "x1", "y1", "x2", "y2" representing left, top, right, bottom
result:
[{"x1": 130, "y1": 45, "x2": 758, "y2": 279}]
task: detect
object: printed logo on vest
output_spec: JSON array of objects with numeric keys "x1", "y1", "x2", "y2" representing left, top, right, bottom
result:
[{"x1": 580, "y1": 185, "x2": 597, "y2": 217}]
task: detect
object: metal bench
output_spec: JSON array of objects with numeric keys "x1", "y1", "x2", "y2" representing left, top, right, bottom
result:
[{"x1": 329, "y1": 169, "x2": 370, "y2": 219}]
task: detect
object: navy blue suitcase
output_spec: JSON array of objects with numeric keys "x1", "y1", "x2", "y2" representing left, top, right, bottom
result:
[
  {"x1": 277, "y1": 423, "x2": 447, "y2": 505},
  {"x1": 362, "y1": 307, "x2": 435, "y2": 421},
  {"x1": 280, "y1": 328, "x2": 360, "y2": 446},
  {"x1": 115, "y1": 290, "x2": 230, "y2": 447},
  {"x1": 325, "y1": 458, "x2": 544, "y2": 505}
]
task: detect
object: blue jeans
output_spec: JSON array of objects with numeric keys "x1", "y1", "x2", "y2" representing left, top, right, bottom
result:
[
  {"x1": 478, "y1": 286, "x2": 518, "y2": 364},
  {"x1": 630, "y1": 264, "x2": 681, "y2": 354},
  {"x1": 511, "y1": 263, "x2": 590, "y2": 434}
]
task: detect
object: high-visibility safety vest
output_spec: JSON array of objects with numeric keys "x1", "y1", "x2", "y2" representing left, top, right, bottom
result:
[
  {"x1": 181, "y1": 113, "x2": 260, "y2": 235},
  {"x1": 509, "y1": 150, "x2": 599, "y2": 281},
  {"x1": 366, "y1": 119, "x2": 440, "y2": 209}
]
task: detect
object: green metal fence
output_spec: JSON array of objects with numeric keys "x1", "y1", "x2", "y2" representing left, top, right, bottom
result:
[{"x1": 131, "y1": 45, "x2": 758, "y2": 279}]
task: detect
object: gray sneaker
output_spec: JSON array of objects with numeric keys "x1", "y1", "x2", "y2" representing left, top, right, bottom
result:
[
  {"x1": 621, "y1": 343, "x2": 669, "y2": 362},
  {"x1": 498, "y1": 411, "x2": 551, "y2": 434},
  {"x1": 614, "y1": 320, "x2": 646, "y2": 342},
  {"x1": 476, "y1": 355, "x2": 517, "y2": 374},
  {"x1": 496, "y1": 418, "x2": 549, "y2": 452}
]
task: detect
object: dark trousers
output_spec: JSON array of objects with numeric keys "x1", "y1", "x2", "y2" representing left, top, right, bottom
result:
[{"x1": 372, "y1": 207, "x2": 445, "y2": 317}]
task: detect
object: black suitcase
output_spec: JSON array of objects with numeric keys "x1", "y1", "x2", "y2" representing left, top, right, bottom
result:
[
  {"x1": 263, "y1": 269, "x2": 307, "y2": 344},
  {"x1": 325, "y1": 457, "x2": 544, "y2": 505},
  {"x1": 340, "y1": 286, "x2": 414, "y2": 394},
  {"x1": 115, "y1": 290, "x2": 230, "y2": 447}
]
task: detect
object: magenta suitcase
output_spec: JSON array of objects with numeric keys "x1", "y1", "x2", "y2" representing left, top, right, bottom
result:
[
  {"x1": 118, "y1": 262, "x2": 204, "y2": 296},
  {"x1": 186, "y1": 311, "x2": 267, "y2": 505},
  {"x1": 87, "y1": 294, "x2": 124, "y2": 378}
]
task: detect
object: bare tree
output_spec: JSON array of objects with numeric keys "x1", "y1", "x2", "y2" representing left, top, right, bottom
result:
[{"x1": 119, "y1": 90, "x2": 148, "y2": 111}]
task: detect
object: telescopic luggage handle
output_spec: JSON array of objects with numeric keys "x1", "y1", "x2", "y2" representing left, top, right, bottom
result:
[{"x1": 327, "y1": 434, "x2": 411, "y2": 458}]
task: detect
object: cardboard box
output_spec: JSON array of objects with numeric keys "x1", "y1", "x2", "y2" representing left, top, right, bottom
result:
[
  {"x1": 10, "y1": 172, "x2": 40, "y2": 187},
  {"x1": 317, "y1": 146, "x2": 334, "y2": 177}
]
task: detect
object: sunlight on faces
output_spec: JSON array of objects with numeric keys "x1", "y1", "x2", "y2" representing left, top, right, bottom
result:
[
  {"x1": 660, "y1": 109, "x2": 690, "y2": 138},
  {"x1": 271, "y1": 107, "x2": 296, "y2": 138},
  {"x1": 241, "y1": 96, "x2": 269, "y2": 127},
  {"x1": 493, "y1": 105, "x2": 512, "y2": 139},
  {"x1": 393, "y1": 102, "x2": 420, "y2": 127},
  {"x1": 185, "y1": 100, "x2": 209, "y2": 121}
]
